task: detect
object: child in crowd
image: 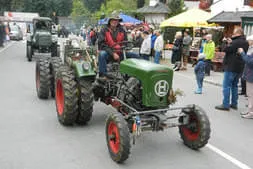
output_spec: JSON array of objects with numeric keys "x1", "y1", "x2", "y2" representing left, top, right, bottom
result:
[
  {"x1": 140, "y1": 31, "x2": 151, "y2": 60},
  {"x1": 194, "y1": 53, "x2": 206, "y2": 94}
]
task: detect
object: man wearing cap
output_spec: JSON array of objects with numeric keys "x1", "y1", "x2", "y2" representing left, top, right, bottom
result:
[{"x1": 98, "y1": 11, "x2": 139, "y2": 78}]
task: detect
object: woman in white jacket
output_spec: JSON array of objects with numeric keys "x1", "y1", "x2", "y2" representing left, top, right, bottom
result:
[{"x1": 140, "y1": 31, "x2": 151, "y2": 60}]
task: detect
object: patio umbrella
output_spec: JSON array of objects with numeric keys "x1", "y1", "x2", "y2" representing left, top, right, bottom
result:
[{"x1": 160, "y1": 8, "x2": 214, "y2": 28}]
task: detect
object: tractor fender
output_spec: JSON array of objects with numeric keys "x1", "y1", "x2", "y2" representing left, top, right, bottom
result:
[{"x1": 72, "y1": 61, "x2": 96, "y2": 78}]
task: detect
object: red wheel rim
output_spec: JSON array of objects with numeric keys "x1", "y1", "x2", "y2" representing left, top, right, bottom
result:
[
  {"x1": 181, "y1": 115, "x2": 200, "y2": 141},
  {"x1": 36, "y1": 66, "x2": 40, "y2": 90},
  {"x1": 108, "y1": 121, "x2": 120, "y2": 154},
  {"x1": 56, "y1": 79, "x2": 64, "y2": 115}
]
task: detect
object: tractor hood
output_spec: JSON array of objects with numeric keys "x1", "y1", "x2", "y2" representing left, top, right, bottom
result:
[
  {"x1": 120, "y1": 59, "x2": 174, "y2": 107},
  {"x1": 33, "y1": 30, "x2": 52, "y2": 47},
  {"x1": 120, "y1": 59, "x2": 171, "y2": 74}
]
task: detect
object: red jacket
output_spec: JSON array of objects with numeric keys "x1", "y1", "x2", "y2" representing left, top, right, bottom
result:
[{"x1": 98, "y1": 25, "x2": 127, "y2": 57}]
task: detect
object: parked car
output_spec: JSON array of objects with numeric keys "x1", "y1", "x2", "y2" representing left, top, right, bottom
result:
[{"x1": 9, "y1": 25, "x2": 23, "y2": 40}]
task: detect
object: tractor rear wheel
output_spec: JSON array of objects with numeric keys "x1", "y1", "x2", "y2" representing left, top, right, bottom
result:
[
  {"x1": 179, "y1": 105, "x2": 211, "y2": 150},
  {"x1": 27, "y1": 45, "x2": 32, "y2": 62},
  {"x1": 36, "y1": 59, "x2": 50, "y2": 99},
  {"x1": 55, "y1": 66, "x2": 78, "y2": 126},
  {"x1": 106, "y1": 112, "x2": 130, "y2": 163},
  {"x1": 76, "y1": 80, "x2": 94, "y2": 125},
  {"x1": 50, "y1": 57, "x2": 62, "y2": 98}
]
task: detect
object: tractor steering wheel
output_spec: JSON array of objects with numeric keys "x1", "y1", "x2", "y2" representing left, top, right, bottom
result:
[{"x1": 112, "y1": 41, "x2": 134, "y2": 52}]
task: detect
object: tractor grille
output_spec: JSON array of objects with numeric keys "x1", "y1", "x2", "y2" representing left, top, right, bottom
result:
[{"x1": 38, "y1": 36, "x2": 52, "y2": 47}]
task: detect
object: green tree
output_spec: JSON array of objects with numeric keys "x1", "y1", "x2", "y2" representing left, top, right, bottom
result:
[
  {"x1": 168, "y1": 0, "x2": 185, "y2": 17},
  {"x1": 71, "y1": 0, "x2": 90, "y2": 27},
  {"x1": 23, "y1": 0, "x2": 72, "y2": 17},
  {"x1": 96, "y1": 0, "x2": 137, "y2": 18},
  {"x1": 137, "y1": 0, "x2": 145, "y2": 8},
  {"x1": 83, "y1": 0, "x2": 105, "y2": 13}
]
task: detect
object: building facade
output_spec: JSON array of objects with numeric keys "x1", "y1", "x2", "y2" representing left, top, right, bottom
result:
[{"x1": 211, "y1": 0, "x2": 253, "y2": 16}]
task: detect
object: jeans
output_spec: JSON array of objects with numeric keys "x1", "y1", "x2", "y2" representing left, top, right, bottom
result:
[
  {"x1": 98, "y1": 50, "x2": 139, "y2": 75},
  {"x1": 222, "y1": 71, "x2": 240, "y2": 108},
  {"x1": 205, "y1": 59, "x2": 212, "y2": 75},
  {"x1": 196, "y1": 75, "x2": 204, "y2": 89},
  {"x1": 154, "y1": 51, "x2": 161, "y2": 64},
  {"x1": 141, "y1": 54, "x2": 149, "y2": 61}
]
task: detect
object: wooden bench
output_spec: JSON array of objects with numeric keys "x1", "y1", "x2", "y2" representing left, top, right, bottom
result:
[{"x1": 212, "y1": 52, "x2": 225, "y2": 72}]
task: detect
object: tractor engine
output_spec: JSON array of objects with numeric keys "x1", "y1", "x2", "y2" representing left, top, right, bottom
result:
[{"x1": 118, "y1": 77, "x2": 143, "y2": 110}]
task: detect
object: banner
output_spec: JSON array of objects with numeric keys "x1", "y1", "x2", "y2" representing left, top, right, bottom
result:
[{"x1": 4, "y1": 12, "x2": 39, "y2": 22}]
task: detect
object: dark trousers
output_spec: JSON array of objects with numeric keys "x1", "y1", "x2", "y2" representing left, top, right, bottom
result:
[
  {"x1": 241, "y1": 78, "x2": 246, "y2": 94},
  {"x1": 141, "y1": 54, "x2": 149, "y2": 61},
  {"x1": 205, "y1": 59, "x2": 212, "y2": 75}
]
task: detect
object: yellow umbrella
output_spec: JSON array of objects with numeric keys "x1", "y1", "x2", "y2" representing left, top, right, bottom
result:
[{"x1": 160, "y1": 8, "x2": 214, "y2": 28}]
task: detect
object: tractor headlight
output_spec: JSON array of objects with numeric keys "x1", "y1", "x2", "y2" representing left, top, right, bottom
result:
[
  {"x1": 52, "y1": 35, "x2": 58, "y2": 42},
  {"x1": 82, "y1": 62, "x2": 90, "y2": 71}
]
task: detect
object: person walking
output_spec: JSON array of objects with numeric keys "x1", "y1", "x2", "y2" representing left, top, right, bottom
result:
[
  {"x1": 140, "y1": 31, "x2": 151, "y2": 60},
  {"x1": 194, "y1": 53, "x2": 206, "y2": 94},
  {"x1": 171, "y1": 31, "x2": 183, "y2": 71},
  {"x1": 238, "y1": 35, "x2": 253, "y2": 119},
  {"x1": 150, "y1": 27, "x2": 157, "y2": 60},
  {"x1": 203, "y1": 34, "x2": 215, "y2": 76},
  {"x1": 215, "y1": 28, "x2": 249, "y2": 111},
  {"x1": 154, "y1": 30, "x2": 164, "y2": 64},
  {"x1": 0, "y1": 21, "x2": 5, "y2": 47},
  {"x1": 181, "y1": 30, "x2": 192, "y2": 70}
]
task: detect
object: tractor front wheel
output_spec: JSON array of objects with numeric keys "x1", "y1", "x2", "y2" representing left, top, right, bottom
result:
[
  {"x1": 105, "y1": 112, "x2": 130, "y2": 163},
  {"x1": 179, "y1": 105, "x2": 211, "y2": 150},
  {"x1": 36, "y1": 59, "x2": 50, "y2": 99},
  {"x1": 75, "y1": 80, "x2": 94, "y2": 125},
  {"x1": 55, "y1": 66, "x2": 78, "y2": 126},
  {"x1": 27, "y1": 45, "x2": 32, "y2": 62}
]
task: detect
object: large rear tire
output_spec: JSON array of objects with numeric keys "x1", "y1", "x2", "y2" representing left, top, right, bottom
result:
[
  {"x1": 106, "y1": 112, "x2": 130, "y2": 163},
  {"x1": 179, "y1": 105, "x2": 211, "y2": 150},
  {"x1": 27, "y1": 45, "x2": 32, "y2": 62},
  {"x1": 55, "y1": 66, "x2": 78, "y2": 126},
  {"x1": 36, "y1": 59, "x2": 50, "y2": 99},
  {"x1": 49, "y1": 57, "x2": 62, "y2": 98},
  {"x1": 76, "y1": 80, "x2": 94, "y2": 125}
]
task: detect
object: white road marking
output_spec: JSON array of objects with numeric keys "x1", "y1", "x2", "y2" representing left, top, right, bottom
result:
[
  {"x1": 207, "y1": 144, "x2": 252, "y2": 169},
  {"x1": 0, "y1": 42, "x2": 15, "y2": 53}
]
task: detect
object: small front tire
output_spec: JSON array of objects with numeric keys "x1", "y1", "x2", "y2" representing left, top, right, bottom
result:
[
  {"x1": 179, "y1": 105, "x2": 211, "y2": 150},
  {"x1": 27, "y1": 45, "x2": 32, "y2": 62},
  {"x1": 106, "y1": 112, "x2": 130, "y2": 163},
  {"x1": 36, "y1": 59, "x2": 50, "y2": 99}
]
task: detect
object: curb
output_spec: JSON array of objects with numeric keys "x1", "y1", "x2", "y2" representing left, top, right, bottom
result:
[{"x1": 204, "y1": 79, "x2": 222, "y2": 87}]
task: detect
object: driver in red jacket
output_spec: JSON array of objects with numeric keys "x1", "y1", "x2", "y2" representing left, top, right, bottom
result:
[{"x1": 98, "y1": 11, "x2": 139, "y2": 78}]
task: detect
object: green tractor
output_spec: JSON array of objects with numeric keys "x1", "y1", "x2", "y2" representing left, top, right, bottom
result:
[
  {"x1": 27, "y1": 17, "x2": 59, "y2": 62},
  {"x1": 55, "y1": 41, "x2": 211, "y2": 163}
]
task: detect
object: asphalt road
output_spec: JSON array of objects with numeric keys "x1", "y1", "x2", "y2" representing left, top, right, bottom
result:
[{"x1": 0, "y1": 40, "x2": 252, "y2": 169}]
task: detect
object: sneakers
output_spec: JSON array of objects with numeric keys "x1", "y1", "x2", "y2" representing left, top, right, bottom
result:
[
  {"x1": 240, "y1": 111, "x2": 249, "y2": 115},
  {"x1": 215, "y1": 104, "x2": 229, "y2": 111},
  {"x1": 241, "y1": 112, "x2": 253, "y2": 119},
  {"x1": 194, "y1": 88, "x2": 202, "y2": 94}
]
